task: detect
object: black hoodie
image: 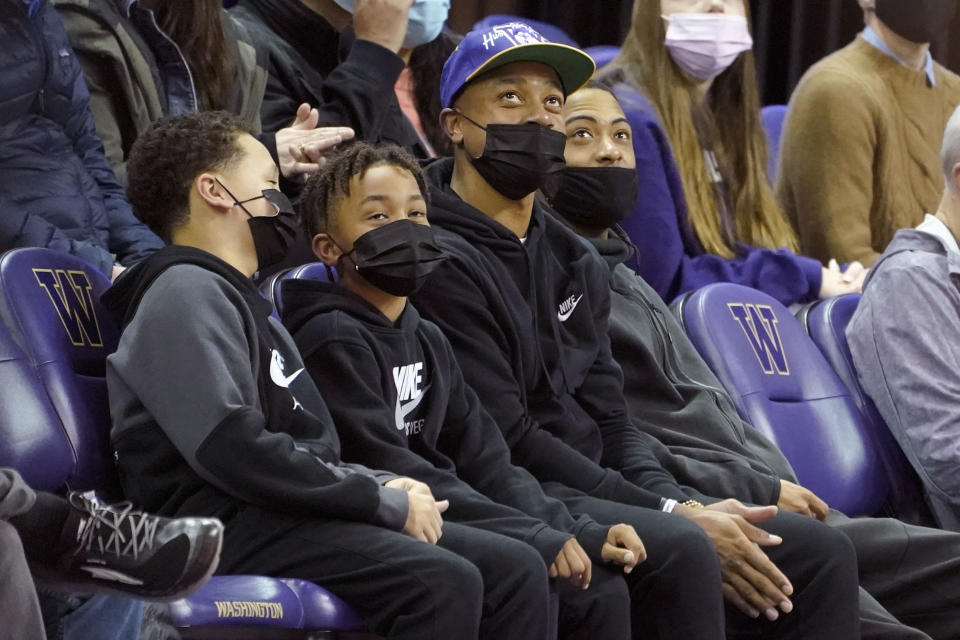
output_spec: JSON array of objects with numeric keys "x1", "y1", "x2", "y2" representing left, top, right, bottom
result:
[
  {"x1": 102, "y1": 246, "x2": 407, "y2": 528},
  {"x1": 410, "y1": 159, "x2": 691, "y2": 508},
  {"x1": 282, "y1": 280, "x2": 611, "y2": 563},
  {"x1": 231, "y1": 0, "x2": 426, "y2": 156}
]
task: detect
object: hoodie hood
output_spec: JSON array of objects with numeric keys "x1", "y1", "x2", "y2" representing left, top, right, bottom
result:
[
  {"x1": 281, "y1": 277, "x2": 421, "y2": 337},
  {"x1": 423, "y1": 157, "x2": 549, "y2": 251},
  {"x1": 546, "y1": 208, "x2": 635, "y2": 271},
  {"x1": 590, "y1": 225, "x2": 636, "y2": 270},
  {"x1": 101, "y1": 246, "x2": 271, "y2": 329}
]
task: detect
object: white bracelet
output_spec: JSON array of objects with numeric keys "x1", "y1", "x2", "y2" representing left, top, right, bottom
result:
[{"x1": 661, "y1": 498, "x2": 678, "y2": 514}]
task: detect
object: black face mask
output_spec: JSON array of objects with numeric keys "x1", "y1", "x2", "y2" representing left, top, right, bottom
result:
[
  {"x1": 338, "y1": 220, "x2": 448, "y2": 297},
  {"x1": 458, "y1": 112, "x2": 567, "y2": 200},
  {"x1": 218, "y1": 180, "x2": 299, "y2": 271},
  {"x1": 875, "y1": 0, "x2": 958, "y2": 43},
  {"x1": 548, "y1": 166, "x2": 639, "y2": 229}
]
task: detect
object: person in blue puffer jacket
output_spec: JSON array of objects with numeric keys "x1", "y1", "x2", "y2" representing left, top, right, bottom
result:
[{"x1": 0, "y1": 0, "x2": 162, "y2": 279}]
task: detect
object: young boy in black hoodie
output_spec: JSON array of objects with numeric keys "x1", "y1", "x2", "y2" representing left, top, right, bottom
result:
[
  {"x1": 410, "y1": 21, "x2": 861, "y2": 640},
  {"x1": 102, "y1": 111, "x2": 550, "y2": 640},
  {"x1": 283, "y1": 141, "x2": 646, "y2": 639}
]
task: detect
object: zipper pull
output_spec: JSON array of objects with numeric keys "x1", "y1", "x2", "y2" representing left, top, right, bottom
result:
[
  {"x1": 650, "y1": 305, "x2": 676, "y2": 346},
  {"x1": 37, "y1": 89, "x2": 45, "y2": 114}
]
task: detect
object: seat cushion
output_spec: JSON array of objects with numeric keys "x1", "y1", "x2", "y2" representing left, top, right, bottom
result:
[
  {"x1": 0, "y1": 318, "x2": 74, "y2": 491},
  {"x1": 0, "y1": 248, "x2": 119, "y2": 491}
]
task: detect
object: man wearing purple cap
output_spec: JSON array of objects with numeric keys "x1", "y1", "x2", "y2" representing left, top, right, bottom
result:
[{"x1": 412, "y1": 21, "x2": 861, "y2": 639}]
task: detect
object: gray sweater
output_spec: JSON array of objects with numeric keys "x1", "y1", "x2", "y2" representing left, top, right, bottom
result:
[{"x1": 847, "y1": 228, "x2": 960, "y2": 530}]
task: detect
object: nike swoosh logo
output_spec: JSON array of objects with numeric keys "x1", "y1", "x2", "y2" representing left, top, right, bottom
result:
[
  {"x1": 270, "y1": 349, "x2": 304, "y2": 388},
  {"x1": 276, "y1": 368, "x2": 303, "y2": 388},
  {"x1": 395, "y1": 385, "x2": 429, "y2": 431},
  {"x1": 557, "y1": 294, "x2": 584, "y2": 322},
  {"x1": 80, "y1": 565, "x2": 145, "y2": 585}
]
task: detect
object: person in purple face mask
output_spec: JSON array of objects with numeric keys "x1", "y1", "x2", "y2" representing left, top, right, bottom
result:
[
  {"x1": 598, "y1": 0, "x2": 867, "y2": 308},
  {"x1": 779, "y1": 0, "x2": 960, "y2": 267}
]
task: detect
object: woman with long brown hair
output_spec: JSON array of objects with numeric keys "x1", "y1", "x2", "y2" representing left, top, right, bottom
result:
[{"x1": 599, "y1": 0, "x2": 864, "y2": 305}]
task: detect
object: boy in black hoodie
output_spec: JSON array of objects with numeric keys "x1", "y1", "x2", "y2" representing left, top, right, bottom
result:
[
  {"x1": 102, "y1": 111, "x2": 543, "y2": 640},
  {"x1": 284, "y1": 141, "x2": 647, "y2": 639},
  {"x1": 410, "y1": 21, "x2": 861, "y2": 640}
]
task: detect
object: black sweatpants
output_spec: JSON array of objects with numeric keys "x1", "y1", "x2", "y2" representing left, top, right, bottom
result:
[
  {"x1": 828, "y1": 510, "x2": 960, "y2": 640},
  {"x1": 0, "y1": 469, "x2": 44, "y2": 640},
  {"x1": 546, "y1": 484, "x2": 861, "y2": 640},
  {"x1": 558, "y1": 563, "x2": 632, "y2": 640},
  {"x1": 218, "y1": 506, "x2": 552, "y2": 640}
]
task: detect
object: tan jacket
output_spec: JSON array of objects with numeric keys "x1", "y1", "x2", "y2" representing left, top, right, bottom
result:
[{"x1": 777, "y1": 36, "x2": 960, "y2": 266}]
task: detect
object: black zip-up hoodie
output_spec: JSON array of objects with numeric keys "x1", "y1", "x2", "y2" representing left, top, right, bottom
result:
[
  {"x1": 102, "y1": 246, "x2": 407, "y2": 528},
  {"x1": 593, "y1": 226, "x2": 795, "y2": 506},
  {"x1": 410, "y1": 158, "x2": 691, "y2": 507},
  {"x1": 282, "y1": 280, "x2": 611, "y2": 563}
]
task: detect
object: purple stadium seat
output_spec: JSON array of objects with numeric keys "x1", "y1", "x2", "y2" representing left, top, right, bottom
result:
[
  {"x1": 670, "y1": 283, "x2": 889, "y2": 517},
  {"x1": 584, "y1": 45, "x2": 620, "y2": 70},
  {"x1": 0, "y1": 304, "x2": 74, "y2": 492},
  {"x1": 170, "y1": 576, "x2": 366, "y2": 633},
  {"x1": 286, "y1": 262, "x2": 337, "y2": 282},
  {"x1": 0, "y1": 248, "x2": 121, "y2": 493},
  {"x1": 796, "y1": 294, "x2": 935, "y2": 525},
  {"x1": 0, "y1": 248, "x2": 373, "y2": 638},
  {"x1": 260, "y1": 263, "x2": 337, "y2": 315}
]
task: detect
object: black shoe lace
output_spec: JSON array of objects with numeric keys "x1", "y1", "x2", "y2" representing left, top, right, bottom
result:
[{"x1": 71, "y1": 494, "x2": 159, "y2": 561}]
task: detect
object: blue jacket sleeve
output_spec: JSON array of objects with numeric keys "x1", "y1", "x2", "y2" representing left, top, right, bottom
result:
[
  {"x1": 614, "y1": 84, "x2": 822, "y2": 306},
  {"x1": 38, "y1": 5, "x2": 162, "y2": 266},
  {"x1": 0, "y1": 198, "x2": 114, "y2": 272}
]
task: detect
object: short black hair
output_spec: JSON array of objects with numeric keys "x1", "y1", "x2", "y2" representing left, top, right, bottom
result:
[
  {"x1": 126, "y1": 111, "x2": 252, "y2": 242},
  {"x1": 579, "y1": 79, "x2": 618, "y2": 99},
  {"x1": 299, "y1": 142, "x2": 429, "y2": 238}
]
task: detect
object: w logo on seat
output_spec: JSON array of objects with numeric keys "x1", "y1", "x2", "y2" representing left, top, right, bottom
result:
[
  {"x1": 728, "y1": 303, "x2": 789, "y2": 376},
  {"x1": 33, "y1": 269, "x2": 103, "y2": 347}
]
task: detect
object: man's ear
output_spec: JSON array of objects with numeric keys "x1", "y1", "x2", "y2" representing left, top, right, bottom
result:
[
  {"x1": 195, "y1": 173, "x2": 235, "y2": 214},
  {"x1": 312, "y1": 232, "x2": 342, "y2": 267},
  {"x1": 439, "y1": 108, "x2": 464, "y2": 146},
  {"x1": 952, "y1": 163, "x2": 960, "y2": 196}
]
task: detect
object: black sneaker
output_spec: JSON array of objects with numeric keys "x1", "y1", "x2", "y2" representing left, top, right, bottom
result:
[{"x1": 32, "y1": 492, "x2": 223, "y2": 602}]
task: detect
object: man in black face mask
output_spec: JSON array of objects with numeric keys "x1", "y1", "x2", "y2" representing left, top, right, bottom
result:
[
  {"x1": 557, "y1": 80, "x2": 960, "y2": 640},
  {"x1": 103, "y1": 111, "x2": 492, "y2": 640},
  {"x1": 779, "y1": 0, "x2": 960, "y2": 267},
  {"x1": 283, "y1": 140, "x2": 652, "y2": 640},
  {"x1": 412, "y1": 22, "x2": 861, "y2": 640}
]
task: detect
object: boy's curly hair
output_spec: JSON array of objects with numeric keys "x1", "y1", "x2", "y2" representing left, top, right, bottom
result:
[
  {"x1": 126, "y1": 111, "x2": 252, "y2": 242},
  {"x1": 299, "y1": 142, "x2": 429, "y2": 238}
]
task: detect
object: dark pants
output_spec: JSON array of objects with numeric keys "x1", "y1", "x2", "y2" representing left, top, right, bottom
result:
[
  {"x1": 219, "y1": 507, "x2": 552, "y2": 640},
  {"x1": 557, "y1": 563, "x2": 632, "y2": 640},
  {"x1": 0, "y1": 520, "x2": 45, "y2": 640},
  {"x1": 546, "y1": 484, "x2": 861, "y2": 640},
  {"x1": 828, "y1": 510, "x2": 960, "y2": 640},
  {"x1": 0, "y1": 468, "x2": 45, "y2": 640}
]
